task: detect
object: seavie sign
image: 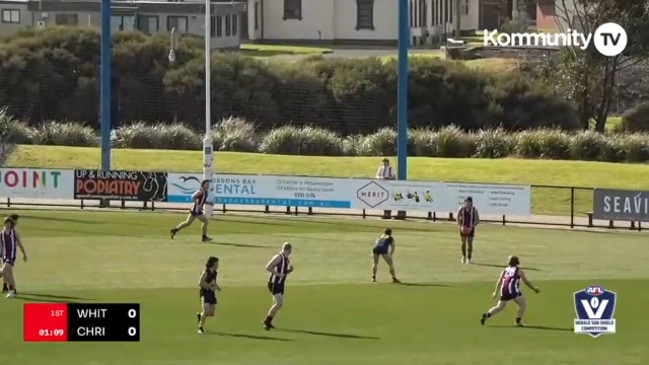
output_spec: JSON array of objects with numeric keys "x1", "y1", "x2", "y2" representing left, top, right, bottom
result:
[{"x1": 592, "y1": 188, "x2": 649, "y2": 222}]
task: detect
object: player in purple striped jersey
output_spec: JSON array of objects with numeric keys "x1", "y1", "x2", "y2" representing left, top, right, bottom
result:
[
  {"x1": 2, "y1": 214, "x2": 19, "y2": 294},
  {"x1": 262, "y1": 242, "x2": 293, "y2": 330},
  {"x1": 0, "y1": 216, "x2": 27, "y2": 298},
  {"x1": 170, "y1": 179, "x2": 213, "y2": 242},
  {"x1": 480, "y1": 255, "x2": 540, "y2": 327},
  {"x1": 457, "y1": 197, "x2": 479, "y2": 264}
]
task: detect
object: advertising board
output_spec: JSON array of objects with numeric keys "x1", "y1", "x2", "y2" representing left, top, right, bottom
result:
[{"x1": 0, "y1": 168, "x2": 74, "y2": 199}]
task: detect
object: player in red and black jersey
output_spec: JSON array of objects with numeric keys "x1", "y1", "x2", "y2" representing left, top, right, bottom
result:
[
  {"x1": 480, "y1": 255, "x2": 540, "y2": 327},
  {"x1": 197, "y1": 256, "x2": 220, "y2": 334}
]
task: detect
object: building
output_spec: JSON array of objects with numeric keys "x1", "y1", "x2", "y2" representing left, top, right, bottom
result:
[
  {"x1": 535, "y1": 0, "x2": 571, "y2": 31},
  {"x1": 246, "y1": 0, "x2": 508, "y2": 45},
  {"x1": 0, "y1": 0, "x2": 245, "y2": 49}
]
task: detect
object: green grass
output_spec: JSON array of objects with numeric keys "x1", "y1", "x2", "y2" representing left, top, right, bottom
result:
[
  {"x1": 9, "y1": 145, "x2": 649, "y2": 216},
  {"x1": 1, "y1": 210, "x2": 648, "y2": 365},
  {"x1": 605, "y1": 116, "x2": 622, "y2": 132},
  {"x1": 464, "y1": 57, "x2": 519, "y2": 73},
  {"x1": 378, "y1": 51, "x2": 441, "y2": 62},
  {"x1": 240, "y1": 44, "x2": 333, "y2": 57},
  {"x1": 377, "y1": 53, "x2": 518, "y2": 73}
]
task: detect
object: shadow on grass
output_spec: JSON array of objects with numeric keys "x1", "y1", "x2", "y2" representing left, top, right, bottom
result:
[
  {"x1": 399, "y1": 282, "x2": 452, "y2": 287},
  {"x1": 15, "y1": 295, "x2": 83, "y2": 304},
  {"x1": 278, "y1": 328, "x2": 380, "y2": 340},
  {"x1": 18, "y1": 293, "x2": 93, "y2": 301},
  {"x1": 472, "y1": 262, "x2": 541, "y2": 271},
  {"x1": 490, "y1": 324, "x2": 572, "y2": 332},
  {"x1": 209, "y1": 332, "x2": 293, "y2": 341},
  {"x1": 212, "y1": 241, "x2": 268, "y2": 249}
]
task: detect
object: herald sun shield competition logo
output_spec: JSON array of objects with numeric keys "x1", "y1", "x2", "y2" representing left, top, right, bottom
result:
[{"x1": 573, "y1": 285, "x2": 616, "y2": 338}]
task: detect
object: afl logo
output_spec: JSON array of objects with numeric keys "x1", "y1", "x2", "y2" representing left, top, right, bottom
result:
[{"x1": 585, "y1": 285, "x2": 604, "y2": 296}]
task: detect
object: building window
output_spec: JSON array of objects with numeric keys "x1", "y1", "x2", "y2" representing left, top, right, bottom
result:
[
  {"x1": 463, "y1": 0, "x2": 469, "y2": 15},
  {"x1": 137, "y1": 15, "x2": 159, "y2": 34},
  {"x1": 225, "y1": 14, "x2": 231, "y2": 36},
  {"x1": 356, "y1": 0, "x2": 374, "y2": 30},
  {"x1": 409, "y1": 0, "x2": 414, "y2": 27},
  {"x1": 210, "y1": 15, "x2": 216, "y2": 37},
  {"x1": 55, "y1": 13, "x2": 78, "y2": 26},
  {"x1": 283, "y1": 0, "x2": 301, "y2": 20},
  {"x1": 217, "y1": 15, "x2": 223, "y2": 37},
  {"x1": 420, "y1": 0, "x2": 427, "y2": 27},
  {"x1": 431, "y1": 0, "x2": 436, "y2": 25},
  {"x1": 232, "y1": 14, "x2": 238, "y2": 35},
  {"x1": 254, "y1": 2, "x2": 259, "y2": 30},
  {"x1": 167, "y1": 15, "x2": 188, "y2": 32},
  {"x1": 111, "y1": 15, "x2": 135, "y2": 31},
  {"x1": 1, "y1": 9, "x2": 19, "y2": 23}
]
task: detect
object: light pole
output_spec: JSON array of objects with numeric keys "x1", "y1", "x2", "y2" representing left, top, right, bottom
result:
[
  {"x1": 168, "y1": 27, "x2": 177, "y2": 63},
  {"x1": 202, "y1": 1, "x2": 214, "y2": 218}
]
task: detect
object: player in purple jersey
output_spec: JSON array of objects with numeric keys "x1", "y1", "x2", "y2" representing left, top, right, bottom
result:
[
  {"x1": 170, "y1": 179, "x2": 213, "y2": 242},
  {"x1": 263, "y1": 242, "x2": 293, "y2": 330},
  {"x1": 456, "y1": 197, "x2": 480, "y2": 264},
  {"x1": 2, "y1": 214, "x2": 19, "y2": 294},
  {"x1": 480, "y1": 255, "x2": 540, "y2": 327},
  {"x1": 0, "y1": 216, "x2": 27, "y2": 298}
]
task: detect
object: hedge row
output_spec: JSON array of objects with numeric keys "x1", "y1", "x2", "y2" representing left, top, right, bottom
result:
[
  {"x1": 0, "y1": 27, "x2": 580, "y2": 134},
  {"x1": 5, "y1": 116, "x2": 649, "y2": 163}
]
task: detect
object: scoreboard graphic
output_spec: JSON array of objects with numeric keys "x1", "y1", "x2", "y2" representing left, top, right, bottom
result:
[{"x1": 23, "y1": 303, "x2": 140, "y2": 342}]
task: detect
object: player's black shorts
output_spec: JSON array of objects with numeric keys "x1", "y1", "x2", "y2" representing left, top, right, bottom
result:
[
  {"x1": 268, "y1": 282, "x2": 285, "y2": 295},
  {"x1": 190, "y1": 210, "x2": 204, "y2": 217},
  {"x1": 500, "y1": 292, "x2": 522, "y2": 301},
  {"x1": 460, "y1": 228, "x2": 475, "y2": 238},
  {"x1": 201, "y1": 290, "x2": 217, "y2": 305},
  {"x1": 372, "y1": 246, "x2": 388, "y2": 255}
]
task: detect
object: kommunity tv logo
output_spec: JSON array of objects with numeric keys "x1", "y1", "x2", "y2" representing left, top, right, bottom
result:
[{"x1": 482, "y1": 22, "x2": 628, "y2": 57}]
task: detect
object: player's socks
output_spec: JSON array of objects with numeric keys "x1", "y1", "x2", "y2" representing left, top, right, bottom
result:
[
  {"x1": 1, "y1": 283, "x2": 7, "y2": 293},
  {"x1": 480, "y1": 313, "x2": 488, "y2": 325},
  {"x1": 515, "y1": 317, "x2": 524, "y2": 327},
  {"x1": 371, "y1": 276, "x2": 376, "y2": 282},
  {"x1": 198, "y1": 326, "x2": 204, "y2": 334},
  {"x1": 170, "y1": 228, "x2": 178, "y2": 239},
  {"x1": 196, "y1": 312, "x2": 201, "y2": 324},
  {"x1": 263, "y1": 316, "x2": 275, "y2": 330}
]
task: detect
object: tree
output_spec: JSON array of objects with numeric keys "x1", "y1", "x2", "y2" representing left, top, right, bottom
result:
[{"x1": 553, "y1": 0, "x2": 649, "y2": 131}]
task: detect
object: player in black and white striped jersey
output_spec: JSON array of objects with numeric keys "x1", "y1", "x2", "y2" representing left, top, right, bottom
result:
[{"x1": 262, "y1": 242, "x2": 293, "y2": 330}]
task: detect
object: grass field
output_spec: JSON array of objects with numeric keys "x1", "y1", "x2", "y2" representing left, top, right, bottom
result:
[
  {"x1": 377, "y1": 53, "x2": 519, "y2": 73},
  {"x1": 0, "y1": 210, "x2": 647, "y2": 365},
  {"x1": 8, "y1": 145, "x2": 649, "y2": 216},
  {"x1": 239, "y1": 44, "x2": 333, "y2": 57}
]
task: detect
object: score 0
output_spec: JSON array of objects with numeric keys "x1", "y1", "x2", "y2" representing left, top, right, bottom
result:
[{"x1": 127, "y1": 307, "x2": 138, "y2": 338}]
